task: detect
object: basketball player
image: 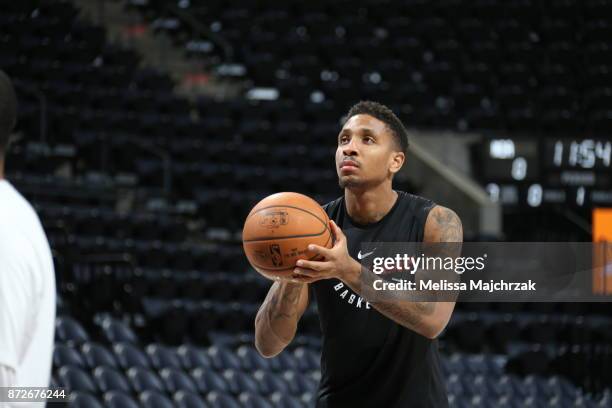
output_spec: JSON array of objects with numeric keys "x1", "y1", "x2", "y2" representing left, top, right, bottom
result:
[
  {"x1": 255, "y1": 101, "x2": 462, "y2": 407},
  {"x1": 0, "y1": 70, "x2": 56, "y2": 402}
]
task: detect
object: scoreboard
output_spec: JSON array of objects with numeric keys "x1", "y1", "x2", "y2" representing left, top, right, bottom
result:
[{"x1": 475, "y1": 137, "x2": 612, "y2": 208}]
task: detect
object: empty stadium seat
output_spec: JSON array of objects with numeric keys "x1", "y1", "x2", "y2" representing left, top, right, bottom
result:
[
  {"x1": 70, "y1": 391, "x2": 105, "y2": 408},
  {"x1": 159, "y1": 367, "x2": 198, "y2": 394},
  {"x1": 53, "y1": 344, "x2": 86, "y2": 369},
  {"x1": 55, "y1": 316, "x2": 90, "y2": 345},
  {"x1": 206, "y1": 391, "x2": 242, "y2": 408},
  {"x1": 191, "y1": 368, "x2": 231, "y2": 394},
  {"x1": 174, "y1": 390, "x2": 210, "y2": 408},
  {"x1": 282, "y1": 370, "x2": 317, "y2": 395},
  {"x1": 140, "y1": 390, "x2": 175, "y2": 408},
  {"x1": 146, "y1": 344, "x2": 183, "y2": 370},
  {"x1": 208, "y1": 346, "x2": 243, "y2": 371},
  {"x1": 114, "y1": 342, "x2": 152, "y2": 369},
  {"x1": 57, "y1": 365, "x2": 97, "y2": 394},
  {"x1": 104, "y1": 390, "x2": 141, "y2": 408},
  {"x1": 252, "y1": 370, "x2": 291, "y2": 396},
  {"x1": 126, "y1": 366, "x2": 166, "y2": 393},
  {"x1": 269, "y1": 392, "x2": 305, "y2": 408},
  {"x1": 177, "y1": 344, "x2": 213, "y2": 371},
  {"x1": 93, "y1": 366, "x2": 132, "y2": 394},
  {"x1": 222, "y1": 369, "x2": 261, "y2": 395},
  {"x1": 238, "y1": 392, "x2": 276, "y2": 408},
  {"x1": 98, "y1": 317, "x2": 140, "y2": 344},
  {"x1": 236, "y1": 345, "x2": 271, "y2": 372},
  {"x1": 293, "y1": 347, "x2": 320, "y2": 371},
  {"x1": 81, "y1": 342, "x2": 119, "y2": 369}
]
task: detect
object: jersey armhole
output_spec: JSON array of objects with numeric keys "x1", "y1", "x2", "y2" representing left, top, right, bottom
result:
[
  {"x1": 322, "y1": 196, "x2": 343, "y2": 220},
  {"x1": 419, "y1": 201, "x2": 437, "y2": 241}
]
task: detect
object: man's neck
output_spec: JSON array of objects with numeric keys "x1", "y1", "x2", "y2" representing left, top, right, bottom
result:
[
  {"x1": 344, "y1": 182, "x2": 398, "y2": 225},
  {"x1": 0, "y1": 158, "x2": 4, "y2": 180}
]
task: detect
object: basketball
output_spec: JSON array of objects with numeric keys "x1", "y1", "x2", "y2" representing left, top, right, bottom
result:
[{"x1": 242, "y1": 192, "x2": 333, "y2": 280}]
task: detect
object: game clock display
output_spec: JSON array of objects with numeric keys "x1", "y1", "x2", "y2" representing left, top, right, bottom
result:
[
  {"x1": 476, "y1": 137, "x2": 612, "y2": 208},
  {"x1": 545, "y1": 138, "x2": 611, "y2": 170}
]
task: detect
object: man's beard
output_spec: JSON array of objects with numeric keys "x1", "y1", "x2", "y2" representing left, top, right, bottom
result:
[{"x1": 338, "y1": 176, "x2": 367, "y2": 189}]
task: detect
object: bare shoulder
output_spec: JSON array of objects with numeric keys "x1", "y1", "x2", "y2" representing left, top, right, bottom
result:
[{"x1": 423, "y1": 205, "x2": 463, "y2": 243}]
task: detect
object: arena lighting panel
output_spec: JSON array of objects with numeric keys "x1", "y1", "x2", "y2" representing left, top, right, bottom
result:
[{"x1": 476, "y1": 137, "x2": 612, "y2": 208}]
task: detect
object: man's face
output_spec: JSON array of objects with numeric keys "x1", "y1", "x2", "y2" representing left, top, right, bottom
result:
[{"x1": 335, "y1": 114, "x2": 404, "y2": 189}]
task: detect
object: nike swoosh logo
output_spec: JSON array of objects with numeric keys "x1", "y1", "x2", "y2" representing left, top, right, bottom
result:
[{"x1": 357, "y1": 249, "x2": 376, "y2": 260}]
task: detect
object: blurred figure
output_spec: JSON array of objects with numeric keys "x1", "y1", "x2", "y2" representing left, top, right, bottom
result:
[{"x1": 0, "y1": 70, "x2": 56, "y2": 400}]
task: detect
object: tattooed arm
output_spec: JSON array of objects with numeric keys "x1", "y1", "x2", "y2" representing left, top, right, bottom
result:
[
  {"x1": 293, "y1": 205, "x2": 463, "y2": 339},
  {"x1": 350, "y1": 205, "x2": 462, "y2": 338},
  {"x1": 254, "y1": 281, "x2": 309, "y2": 357}
]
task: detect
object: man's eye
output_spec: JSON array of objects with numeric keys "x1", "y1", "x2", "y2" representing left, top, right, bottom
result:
[
  {"x1": 340, "y1": 137, "x2": 349, "y2": 144},
  {"x1": 364, "y1": 137, "x2": 374, "y2": 143}
]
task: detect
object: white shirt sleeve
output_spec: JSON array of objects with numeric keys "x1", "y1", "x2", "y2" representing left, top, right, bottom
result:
[
  {"x1": 0, "y1": 238, "x2": 30, "y2": 371},
  {"x1": 0, "y1": 364, "x2": 16, "y2": 387}
]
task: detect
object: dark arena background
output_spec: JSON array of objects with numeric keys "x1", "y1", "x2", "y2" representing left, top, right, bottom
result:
[{"x1": 1, "y1": 0, "x2": 612, "y2": 407}]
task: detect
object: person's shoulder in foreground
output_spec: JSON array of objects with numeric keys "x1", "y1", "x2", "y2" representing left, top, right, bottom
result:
[{"x1": 0, "y1": 69, "x2": 56, "y2": 390}]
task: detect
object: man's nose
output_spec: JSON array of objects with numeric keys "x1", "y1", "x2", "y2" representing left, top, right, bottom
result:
[{"x1": 342, "y1": 139, "x2": 358, "y2": 156}]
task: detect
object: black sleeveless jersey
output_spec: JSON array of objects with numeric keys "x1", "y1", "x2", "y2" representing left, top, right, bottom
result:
[{"x1": 311, "y1": 191, "x2": 448, "y2": 408}]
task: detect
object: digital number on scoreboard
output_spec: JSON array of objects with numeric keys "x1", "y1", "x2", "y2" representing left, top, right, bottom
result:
[{"x1": 476, "y1": 137, "x2": 612, "y2": 208}]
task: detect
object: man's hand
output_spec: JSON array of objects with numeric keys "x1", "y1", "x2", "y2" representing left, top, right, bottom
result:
[{"x1": 291, "y1": 221, "x2": 360, "y2": 284}]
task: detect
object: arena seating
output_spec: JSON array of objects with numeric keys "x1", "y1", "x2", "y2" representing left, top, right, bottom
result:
[
  {"x1": 51, "y1": 313, "x2": 611, "y2": 407},
  {"x1": 1, "y1": 0, "x2": 611, "y2": 406},
  {"x1": 129, "y1": 0, "x2": 612, "y2": 134}
]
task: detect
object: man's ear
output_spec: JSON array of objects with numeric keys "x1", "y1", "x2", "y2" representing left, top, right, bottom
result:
[{"x1": 389, "y1": 151, "x2": 405, "y2": 174}]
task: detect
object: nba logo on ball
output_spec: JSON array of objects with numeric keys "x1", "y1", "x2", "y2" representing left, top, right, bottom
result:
[{"x1": 269, "y1": 245, "x2": 283, "y2": 266}]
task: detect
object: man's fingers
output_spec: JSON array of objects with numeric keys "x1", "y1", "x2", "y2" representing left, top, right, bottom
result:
[
  {"x1": 275, "y1": 270, "x2": 324, "y2": 283},
  {"x1": 279, "y1": 273, "x2": 310, "y2": 283},
  {"x1": 287, "y1": 273, "x2": 319, "y2": 284},
  {"x1": 289, "y1": 276, "x2": 308, "y2": 283},
  {"x1": 293, "y1": 267, "x2": 319, "y2": 277},
  {"x1": 296, "y1": 259, "x2": 326, "y2": 271},
  {"x1": 308, "y1": 244, "x2": 332, "y2": 259}
]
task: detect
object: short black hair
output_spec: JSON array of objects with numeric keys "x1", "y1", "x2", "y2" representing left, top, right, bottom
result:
[
  {"x1": 0, "y1": 70, "x2": 17, "y2": 155},
  {"x1": 344, "y1": 100, "x2": 409, "y2": 154}
]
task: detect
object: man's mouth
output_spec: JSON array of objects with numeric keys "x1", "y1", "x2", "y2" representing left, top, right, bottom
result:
[{"x1": 340, "y1": 160, "x2": 359, "y2": 169}]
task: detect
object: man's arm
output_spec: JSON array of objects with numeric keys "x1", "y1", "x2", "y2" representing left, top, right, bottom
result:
[
  {"x1": 363, "y1": 205, "x2": 462, "y2": 338},
  {"x1": 254, "y1": 281, "x2": 309, "y2": 358},
  {"x1": 294, "y1": 205, "x2": 463, "y2": 339}
]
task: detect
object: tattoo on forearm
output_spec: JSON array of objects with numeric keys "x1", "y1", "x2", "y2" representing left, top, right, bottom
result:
[
  {"x1": 356, "y1": 268, "x2": 438, "y2": 332},
  {"x1": 374, "y1": 300, "x2": 436, "y2": 330},
  {"x1": 351, "y1": 207, "x2": 463, "y2": 334},
  {"x1": 266, "y1": 284, "x2": 302, "y2": 321}
]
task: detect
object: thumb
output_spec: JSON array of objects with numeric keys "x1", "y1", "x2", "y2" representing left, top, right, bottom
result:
[{"x1": 329, "y1": 220, "x2": 345, "y2": 243}]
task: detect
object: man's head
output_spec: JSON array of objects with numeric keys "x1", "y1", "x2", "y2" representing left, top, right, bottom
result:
[
  {"x1": 336, "y1": 101, "x2": 409, "y2": 190},
  {"x1": 0, "y1": 70, "x2": 17, "y2": 157}
]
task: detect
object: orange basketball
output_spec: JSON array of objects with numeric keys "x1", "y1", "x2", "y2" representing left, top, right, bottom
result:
[{"x1": 242, "y1": 192, "x2": 333, "y2": 280}]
